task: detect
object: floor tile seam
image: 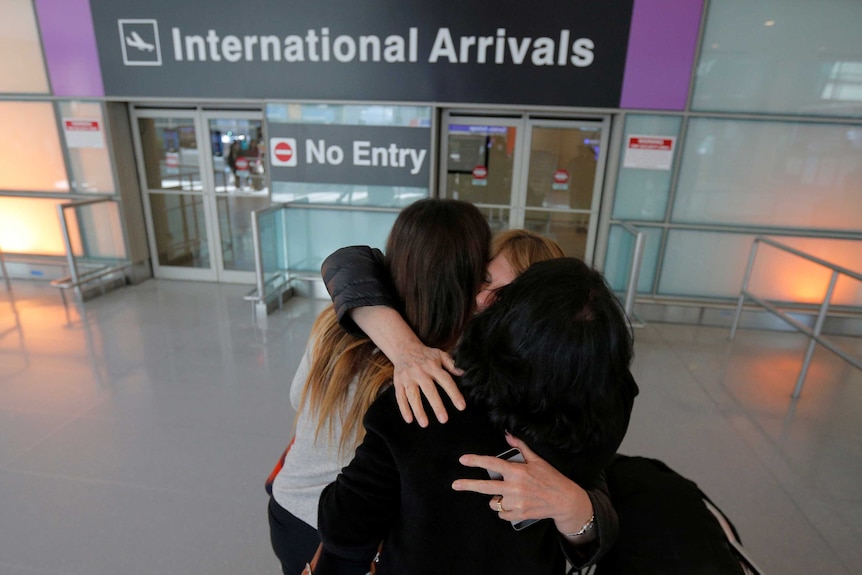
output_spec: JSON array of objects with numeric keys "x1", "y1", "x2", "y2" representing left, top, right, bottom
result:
[
  {"x1": 65, "y1": 401, "x2": 295, "y2": 442},
  {"x1": 72, "y1": 416, "x2": 294, "y2": 442},
  {"x1": 722, "y1": 413, "x2": 856, "y2": 572},
  {"x1": 0, "y1": 558, "x2": 66, "y2": 575},
  {"x1": 0, "y1": 395, "x2": 118, "y2": 468},
  {"x1": 0, "y1": 465, "x2": 234, "y2": 502},
  {"x1": 649, "y1": 326, "x2": 761, "y2": 417}
]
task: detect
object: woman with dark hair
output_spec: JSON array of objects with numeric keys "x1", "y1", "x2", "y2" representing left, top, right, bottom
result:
[
  {"x1": 315, "y1": 258, "x2": 638, "y2": 575},
  {"x1": 268, "y1": 199, "x2": 490, "y2": 575}
]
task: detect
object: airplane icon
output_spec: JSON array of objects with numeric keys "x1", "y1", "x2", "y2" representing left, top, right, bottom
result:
[{"x1": 125, "y1": 31, "x2": 155, "y2": 52}]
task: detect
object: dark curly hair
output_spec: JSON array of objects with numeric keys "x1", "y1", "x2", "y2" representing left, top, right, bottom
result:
[{"x1": 455, "y1": 258, "x2": 638, "y2": 484}]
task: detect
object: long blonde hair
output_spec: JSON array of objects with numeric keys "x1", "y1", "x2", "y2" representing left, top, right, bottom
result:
[
  {"x1": 297, "y1": 306, "x2": 393, "y2": 455},
  {"x1": 298, "y1": 199, "x2": 491, "y2": 454}
]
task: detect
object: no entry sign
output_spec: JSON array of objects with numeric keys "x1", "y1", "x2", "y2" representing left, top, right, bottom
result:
[{"x1": 270, "y1": 138, "x2": 297, "y2": 167}]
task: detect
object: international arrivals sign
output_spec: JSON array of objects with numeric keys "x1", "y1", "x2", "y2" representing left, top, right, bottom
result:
[{"x1": 89, "y1": 0, "x2": 635, "y2": 107}]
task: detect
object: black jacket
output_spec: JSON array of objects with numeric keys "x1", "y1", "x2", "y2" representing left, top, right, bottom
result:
[{"x1": 317, "y1": 389, "x2": 615, "y2": 575}]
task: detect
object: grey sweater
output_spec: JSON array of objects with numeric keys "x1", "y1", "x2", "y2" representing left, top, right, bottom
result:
[{"x1": 271, "y1": 342, "x2": 363, "y2": 528}]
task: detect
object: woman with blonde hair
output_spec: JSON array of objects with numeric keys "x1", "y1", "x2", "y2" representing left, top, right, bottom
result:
[
  {"x1": 268, "y1": 199, "x2": 491, "y2": 575},
  {"x1": 476, "y1": 228, "x2": 565, "y2": 312}
]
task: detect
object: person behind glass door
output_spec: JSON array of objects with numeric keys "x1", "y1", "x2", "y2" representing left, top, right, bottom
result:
[
  {"x1": 267, "y1": 199, "x2": 490, "y2": 575},
  {"x1": 227, "y1": 140, "x2": 241, "y2": 190}
]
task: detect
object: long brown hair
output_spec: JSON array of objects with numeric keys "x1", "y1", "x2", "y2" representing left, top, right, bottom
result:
[{"x1": 299, "y1": 199, "x2": 491, "y2": 454}]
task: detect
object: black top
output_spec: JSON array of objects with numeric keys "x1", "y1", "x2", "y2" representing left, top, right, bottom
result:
[{"x1": 316, "y1": 388, "x2": 613, "y2": 575}]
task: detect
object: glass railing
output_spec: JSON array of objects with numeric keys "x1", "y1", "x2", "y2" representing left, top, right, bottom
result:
[
  {"x1": 246, "y1": 203, "x2": 398, "y2": 324},
  {"x1": 246, "y1": 204, "x2": 291, "y2": 322}
]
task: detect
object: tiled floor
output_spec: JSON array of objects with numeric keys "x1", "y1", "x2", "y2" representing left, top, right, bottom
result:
[{"x1": 0, "y1": 279, "x2": 859, "y2": 574}]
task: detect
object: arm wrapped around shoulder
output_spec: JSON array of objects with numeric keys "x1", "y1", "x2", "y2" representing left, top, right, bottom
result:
[{"x1": 321, "y1": 246, "x2": 397, "y2": 336}]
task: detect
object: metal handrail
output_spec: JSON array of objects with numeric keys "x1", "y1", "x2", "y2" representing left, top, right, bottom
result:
[
  {"x1": 617, "y1": 222, "x2": 646, "y2": 327},
  {"x1": 728, "y1": 236, "x2": 862, "y2": 398},
  {"x1": 0, "y1": 244, "x2": 10, "y2": 292},
  {"x1": 54, "y1": 197, "x2": 131, "y2": 309}
]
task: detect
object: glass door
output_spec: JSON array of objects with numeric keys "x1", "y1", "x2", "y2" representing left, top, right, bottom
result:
[
  {"x1": 132, "y1": 109, "x2": 269, "y2": 283},
  {"x1": 441, "y1": 113, "x2": 609, "y2": 262},
  {"x1": 202, "y1": 112, "x2": 269, "y2": 283},
  {"x1": 440, "y1": 116, "x2": 524, "y2": 234},
  {"x1": 134, "y1": 110, "x2": 215, "y2": 281}
]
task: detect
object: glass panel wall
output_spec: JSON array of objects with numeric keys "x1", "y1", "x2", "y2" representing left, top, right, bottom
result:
[
  {"x1": 674, "y1": 119, "x2": 862, "y2": 230},
  {"x1": 612, "y1": 115, "x2": 682, "y2": 221},
  {"x1": 59, "y1": 101, "x2": 115, "y2": 194},
  {"x1": 0, "y1": 102, "x2": 68, "y2": 192},
  {"x1": 0, "y1": 0, "x2": 50, "y2": 94},
  {"x1": 0, "y1": 197, "x2": 68, "y2": 256},
  {"x1": 658, "y1": 230, "x2": 862, "y2": 307},
  {"x1": 607, "y1": 0, "x2": 862, "y2": 309},
  {"x1": 693, "y1": 0, "x2": 862, "y2": 117},
  {"x1": 604, "y1": 224, "x2": 662, "y2": 293}
]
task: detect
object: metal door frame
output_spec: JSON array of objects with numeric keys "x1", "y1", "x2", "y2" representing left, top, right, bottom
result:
[
  {"x1": 199, "y1": 110, "x2": 265, "y2": 284},
  {"x1": 519, "y1": 116, "x2": 611, "y2": 264},
  {"x1": 439, "y1": 112, "x2": 528, "y2": 229},
  {"x1": 130, "y1": 107, "x2": 265, "y2": 283},
  {"x1": 439, "y1": 111, "x2": 611, "y2": 263},
  {"x1": 131, "y1": 108, "x2": 217, "y2": 281}
]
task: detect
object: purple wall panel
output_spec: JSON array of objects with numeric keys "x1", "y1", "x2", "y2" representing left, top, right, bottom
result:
[
  {"x1": 35, "y1": 0, "x2": 104, "y2": 97},
  {"x1": 620, "y1": 0, "x2": 704, "y2": 111}
]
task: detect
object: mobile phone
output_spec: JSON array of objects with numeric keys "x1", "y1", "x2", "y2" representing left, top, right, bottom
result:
[{"x1": 487, "y1": 448, "x2": 539, "y2": 530}]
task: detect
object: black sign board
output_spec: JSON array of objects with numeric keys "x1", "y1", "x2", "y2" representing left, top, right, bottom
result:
[{"x1": 90, "y1": 0, "x2": 634, "y2": 107}]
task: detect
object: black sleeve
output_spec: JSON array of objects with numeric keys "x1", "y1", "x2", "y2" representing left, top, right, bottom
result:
[
  {"x1": 560, "y1": 471, "x2": 618, "y2": 569},
  {"x1": 315, "y1": 396, "x2": 403, "y2": 575},
  {"x1": 320, "y1": 246, "x2": 398, "y2": 336}
]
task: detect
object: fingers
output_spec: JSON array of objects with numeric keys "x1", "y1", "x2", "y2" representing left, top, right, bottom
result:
[
  {"x1": 403, "y1": 384, "x2": 429, "y2": 428},
  {"x1": 451, "y1": 478, "x2": 505, "y2": 496},
  {"x1": 504, "y1": 434, "x2": 538, "y2": 461},
  {"x1": 491, "y1": 495, "x2": 506, "y2": 513},
  {"x1": 440, "y1": 352, "x2": 465, "y2": 376},
  {"x1": 395, "y1": 386, "x2": 414, "y2": 425},
  {"x1": 415, "y1": 380, "x2": 449, "y2": 424},
  {"x1": 433, "y1": 369, "x2": 466, "y2": 412},
  {"x1": 457, "y1": 453, "x2": 510, "y2": 475}
]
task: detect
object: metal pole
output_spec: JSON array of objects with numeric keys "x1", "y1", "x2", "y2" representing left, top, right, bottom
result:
[
  {"x1": 792, "y1": 270, "x2": 839, "y2": 398},
  {"x1": 57, "y1": 203, "x2": 81, "y2": 296},
  {"x1": 0, "y1": 244, "x2": 11, "y2": 292},
  {"x1": 250, "y1": 209, "x2": 266, "y2": 324},
  {"x1": 623, "y1": 230, "x2": 645, "y2": 320},
  {"x1": 729, "y1": 239, "x2": 760, "y2": 340}
]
